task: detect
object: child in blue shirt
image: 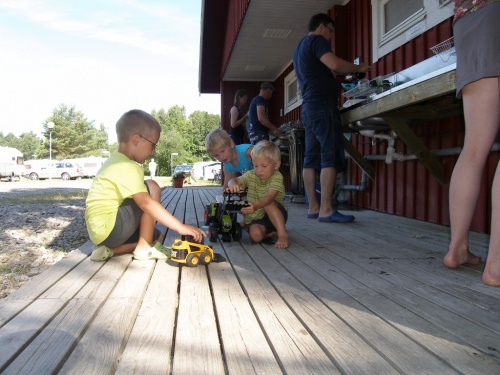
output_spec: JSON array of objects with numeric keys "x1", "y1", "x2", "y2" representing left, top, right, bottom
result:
[{"x1": 205, "y1": 128, "x2": 254, "y2": 189}]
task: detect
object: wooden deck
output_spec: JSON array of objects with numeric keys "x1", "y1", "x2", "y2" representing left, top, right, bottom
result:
[{"x1": 1, "y1": 186, "x2": 499, "y2": 374}]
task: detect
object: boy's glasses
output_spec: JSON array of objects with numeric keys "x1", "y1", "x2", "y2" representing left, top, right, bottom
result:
[{"x1": 139, "y1": 135, "x2": 157, "y2": 150}]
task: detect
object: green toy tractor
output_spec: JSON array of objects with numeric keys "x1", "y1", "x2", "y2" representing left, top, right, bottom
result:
[{"x1": 204, "y1": 191, "x2": 249, "y2": 242}]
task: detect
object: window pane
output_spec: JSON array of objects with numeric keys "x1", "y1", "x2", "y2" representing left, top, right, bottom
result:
[
  {"x1": 385, "y1": 0, "x2": 423, "y2": 33},
  {"x1": 288, "y1": 79, "x2": 298, "y2": 102}
]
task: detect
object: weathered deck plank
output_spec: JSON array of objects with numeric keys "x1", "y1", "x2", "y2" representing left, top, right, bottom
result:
[
  {"x1": 209, "y1": 251, "x2": 283, "y2": 375},
  {"x1": 58, "y1": 257, "x2": 153, "y2": 375},
  {"x1": 115, "y1": 260, "x2": 179, "y2": 375},
  {"x1": 0, "y1": 186, "x2": 499, "y2": 374}
]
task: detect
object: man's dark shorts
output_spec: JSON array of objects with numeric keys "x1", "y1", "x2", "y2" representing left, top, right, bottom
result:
[
  {"x1": 301, "y1": 100, "x2": 346, "y2": 172},
  {"x1": 249, "y1": 132, "x2": 269, "y2": 145},
  {"x1": 248, "y1": 202, "x2": 288, "y2": 234}
]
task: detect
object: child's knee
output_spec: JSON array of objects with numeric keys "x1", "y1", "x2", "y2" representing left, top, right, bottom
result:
[
  {"x1": 145, "y1": 179, "x2": 161, "y2": 198},
  {"x1": 249, "y1": 224, "x2": 265, "y2": 241}
]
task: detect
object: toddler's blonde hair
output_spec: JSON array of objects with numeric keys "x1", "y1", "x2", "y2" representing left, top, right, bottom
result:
[{"x1": 250, "y1": 140, "x2": 281, "y2": 163}]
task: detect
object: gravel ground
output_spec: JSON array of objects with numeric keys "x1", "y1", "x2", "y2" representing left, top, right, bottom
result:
[{"x1": 0, "y1": 179, "x2": 92, "y2": 299}]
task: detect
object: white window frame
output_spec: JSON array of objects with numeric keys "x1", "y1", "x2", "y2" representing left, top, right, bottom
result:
[
  {"x1": 284, "y1": 70, "x2": 302, "y2": 114},
  {"x1": 371, "y1": 0, "x2": 454, "y2": 62}
]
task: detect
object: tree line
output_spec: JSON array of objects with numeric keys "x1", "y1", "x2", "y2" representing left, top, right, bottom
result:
[{"x1": 0, "y1": 104, "x2": 221, "y2": 176}]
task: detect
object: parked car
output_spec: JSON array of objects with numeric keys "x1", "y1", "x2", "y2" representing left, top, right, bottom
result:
[
  {"x1": 61, "y1": 157, "x2": 106, "y2": 178},
  {"x1": 25, "y1": 161, "x2": 85, "y2": 180},
  {"x1": 173, "y1": 164, "x2": 193, "y2": 175}
]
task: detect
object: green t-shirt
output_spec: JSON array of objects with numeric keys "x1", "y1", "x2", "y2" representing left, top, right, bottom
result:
[
  {"x1": 238, "y1": 170, "x2": 286, "y2": 224},
  {"x1": 85, "y1": 152, "x2": 147, "y2": 244}
]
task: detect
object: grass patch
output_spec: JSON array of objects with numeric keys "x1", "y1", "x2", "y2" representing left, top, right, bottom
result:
[{"x1": 0, "y1": 190, "x2": 88, "y2": 206}]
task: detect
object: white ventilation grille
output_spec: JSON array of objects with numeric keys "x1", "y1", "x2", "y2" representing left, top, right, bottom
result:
[
  {"x1": 245, "y1": 65, "x2": 267, "y2": 71},
  {"x1": 263, "y1": 28, "x2": 292, "y2": 39}
]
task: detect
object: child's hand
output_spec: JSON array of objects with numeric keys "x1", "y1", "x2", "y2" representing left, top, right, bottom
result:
[
  {"x1": 225, "y1": 185, "x2": 241, "y2": 194},
  {"x1": 179, "y1": 225, "x2": 206, "y2": 243},
  {"x1": 241, "y1": 202, "x2": 255, "y2": 214}
]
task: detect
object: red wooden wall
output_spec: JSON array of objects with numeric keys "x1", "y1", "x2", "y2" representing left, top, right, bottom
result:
[
  {"x1": 333, "y1": 0, "x2": 499, "y2": 233},
  {"x1": 217, "y1": 0, "x2": 499, "y2": 233}
]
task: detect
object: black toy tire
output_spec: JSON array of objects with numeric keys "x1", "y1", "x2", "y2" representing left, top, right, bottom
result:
[
  {"x1": 199, "y1": 251, "x2": 212, "y2": 265},
  {"x1": 208, "y1": 224, "x2": 218, "y2": 242},
  {"x1": 233, "y1": 223, "x2": 242, "y2": 241},
  {"x1": 186, "y1": 253, "x2": 199, "y2": 267}
]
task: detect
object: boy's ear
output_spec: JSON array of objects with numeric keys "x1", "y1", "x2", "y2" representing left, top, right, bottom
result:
[
  {"x1": 131, "y1": 134, "x2": 141, "y2": 146},
  {"x1": 275, "y1": 161, "x2": 281, "y2": 170},
  {"x1": 230, "y1": 140, "x2": 235, "y2": 148}
]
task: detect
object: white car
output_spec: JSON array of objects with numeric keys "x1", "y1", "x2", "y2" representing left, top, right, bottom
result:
[{"x1": 25, "y1": 162, "x2": 85, "y2": 180}]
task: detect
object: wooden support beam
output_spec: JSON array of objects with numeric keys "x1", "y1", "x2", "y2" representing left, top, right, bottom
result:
[
  {"x1": 384, "y1": 116, "x2": 445, "y2": 185},
  {"x1": 343, "y1": 137, "x2": 376, "y2": 181},
  {"x1": 340, "y1": 69, "x2": 457, "y2": 185}
]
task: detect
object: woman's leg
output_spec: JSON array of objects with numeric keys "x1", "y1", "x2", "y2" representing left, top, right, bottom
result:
[
  {"x1": 484, "y1": 159, "x2": 500, "y2": 286},
  {"x1": 482, "y1": 77, "x2": 500, "y2": 285},
  {"x1": 444, "y1": 77, "x2": 500, "y2": 269}
]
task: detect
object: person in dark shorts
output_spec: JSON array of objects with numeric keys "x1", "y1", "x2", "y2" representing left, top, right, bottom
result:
[
  {"x1": 247, "y1": 82, "x2": 284, "y2": 145},
  {"x1": 293, "y1": 13, "x2": 369, "y2": 223}
]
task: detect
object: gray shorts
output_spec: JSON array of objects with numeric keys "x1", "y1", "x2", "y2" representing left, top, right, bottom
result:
[
  {"x1": 454, "y1": 3, "x2": 500, "y2": 97},
  {"x1": 99, "y1": 191, "x2": 161, "y2": 248}
]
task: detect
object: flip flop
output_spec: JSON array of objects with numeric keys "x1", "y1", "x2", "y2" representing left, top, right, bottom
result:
[
  {"x1": 318, "y1": 210, "x2": 355, "y2": 223},
  {"x1": 306, "y1": 213, "x2": 319, "y2": 219}
]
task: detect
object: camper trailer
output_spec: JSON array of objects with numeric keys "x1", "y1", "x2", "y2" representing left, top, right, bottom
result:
[
  {"x1": 61, "y1": 157, "x2": 107, "y2": 178},
  {"x1": 193, "y1": 161, "x2": 221, "y2": 180},
  {"x1": 0, "y1": 146, "x2": 24, "y2": 180}
]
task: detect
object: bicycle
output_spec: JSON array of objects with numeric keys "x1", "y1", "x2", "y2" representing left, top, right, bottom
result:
[{"x1": 212, "y1": 170, "x2": 221, "y2": 184}]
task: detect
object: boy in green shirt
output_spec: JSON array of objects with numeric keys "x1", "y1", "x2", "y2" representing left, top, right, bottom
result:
[
  {"x1": 227, "y1": 140, "x2": 289, "y2": 248},
  {"x1": 85, "y1": 109, "x2": 205, "y2": 261}
]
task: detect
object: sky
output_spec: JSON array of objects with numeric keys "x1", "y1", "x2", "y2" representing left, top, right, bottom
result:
[{"x1": 0, "y1": 0, "x2": 221, "y2": 143}]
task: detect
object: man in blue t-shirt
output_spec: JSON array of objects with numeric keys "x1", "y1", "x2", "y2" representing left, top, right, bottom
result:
[
  {"x1": 293, "y1": 13, "x2": 369, "y2": 223},
  {"x1": 247, "y1": 82, "x2": 284, "y2": 145}
]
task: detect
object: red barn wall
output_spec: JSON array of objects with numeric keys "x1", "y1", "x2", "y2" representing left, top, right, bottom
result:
[
  {"x1": 333, "y1": 0, "x2": 499, "y2": 233},
  {"x1": 217, "y1": 0, "x2": 499, "y2": 233}
]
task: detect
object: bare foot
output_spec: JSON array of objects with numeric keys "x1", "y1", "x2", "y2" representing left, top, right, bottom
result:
[
  {"x1": 483, "y1": 266, "x2": 500, "y2": 287},
  {"x1": 274, "y1": 236, "x2": 289, "y2": 249},
  {"x1": 443, "y1": 249, "x2": 482, "y2": 269}
]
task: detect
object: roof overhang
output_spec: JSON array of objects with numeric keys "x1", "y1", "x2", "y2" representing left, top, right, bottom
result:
[{"x1": 199, "y1": 0, "x2": 349, "y2": 93}]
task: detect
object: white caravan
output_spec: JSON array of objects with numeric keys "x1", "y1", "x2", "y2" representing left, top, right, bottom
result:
[{"x1": 0, "y1": 146, "x2": 24, "y2": 180}]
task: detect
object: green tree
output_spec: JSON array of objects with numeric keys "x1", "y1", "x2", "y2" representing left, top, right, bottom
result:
[
  {"x1": 17, "y1": 132, "x2": 43, "y2": 160},
  {"x1": 189, "y1": 111, "x2": 220, "y2": 160},
  {"x1": 0, "y1": 131, "x2": 42, "y2": 160},
  {"x1": 41, "y1": 104, "x2": 109, "y2": 159},
  {"x1": 150, "y1": 106, "x2": 220, "y2": 176},
  {"x1": 0, "y1": 133, "x2": 19, "y2": 148},
  {"x1": 152, "y1": 106, "x2": 189, "y2": 175}
]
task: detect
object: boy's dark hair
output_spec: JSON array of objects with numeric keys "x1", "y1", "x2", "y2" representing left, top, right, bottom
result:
[
  {"x1": 308, "y1": 13, "x2": 335, "y2": 32},
  {"x1": 116, "y1": 109, "x2": 161, "y2": 142}
]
